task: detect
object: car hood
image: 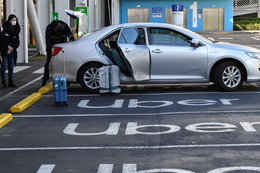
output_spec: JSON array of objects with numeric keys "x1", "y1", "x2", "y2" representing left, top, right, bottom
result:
[{"x1": 213, "y1": 41, "x2": 260, "y2": 52}]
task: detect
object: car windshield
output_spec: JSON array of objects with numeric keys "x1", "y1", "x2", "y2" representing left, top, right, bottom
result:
[{"x1": 179, "y1": 27, "x2": 214, "y2": 43}]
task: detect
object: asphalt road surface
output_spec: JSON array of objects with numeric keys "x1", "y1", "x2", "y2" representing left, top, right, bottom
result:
[{"x1": 0, "y1": 32, "x2": 260, "y2": 173}]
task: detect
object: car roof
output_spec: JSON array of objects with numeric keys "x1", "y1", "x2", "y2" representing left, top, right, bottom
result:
[
  {"x1": 110, "y1": 22, "x2": 182, "y2": 30},
  {"x1": 76, "y1": 22, "x2": 201, "y2": 44}
]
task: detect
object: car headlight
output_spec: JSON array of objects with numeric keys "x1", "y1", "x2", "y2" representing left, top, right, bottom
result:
[{"x1": 246, "y1": 52, "x2": 260, "y2": 59}]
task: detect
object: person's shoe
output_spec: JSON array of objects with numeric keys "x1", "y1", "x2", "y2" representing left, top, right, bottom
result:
[
  {"x1": 2, "y1": 81, "x2": 7, "y2": 88},
  {"x1": 8, "y1": 80, "x2": 17, "y2": 87}
]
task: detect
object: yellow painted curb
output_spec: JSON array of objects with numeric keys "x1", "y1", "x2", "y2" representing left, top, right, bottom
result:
[
  {"x1": 10, "y1": 92, "x2": 42, "y2": 113},
  {"x1": 38, "y1": 82, "x2": 53, "y2": 94},
  {"x1": 0, "y1": 113, "x2": 13, "y2": 128}
]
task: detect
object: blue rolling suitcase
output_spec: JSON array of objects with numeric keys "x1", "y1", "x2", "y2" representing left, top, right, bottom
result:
[{"x1": 53, "y1": 76, "x2": 68, "y2": 106}]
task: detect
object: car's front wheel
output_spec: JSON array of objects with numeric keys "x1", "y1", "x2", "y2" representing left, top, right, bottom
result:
[
  {"x1": 78, "y1": 63, "x2": 103, "y2": 92},
  {"x1": 214, "y1": 61, "x2": 245, "y2": 91}
]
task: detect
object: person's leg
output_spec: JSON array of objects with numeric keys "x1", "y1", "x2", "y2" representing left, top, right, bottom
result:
[
  {"x1": 13, "y1": 49, "x2": 17, "y2": 66},
  {"x1": 42, "y1": 48, "x2": 52, "y2": 86},
  {"x1": 1, "y1": 55, "x2": 7, "y2": 88},
  {"x1": 7, "y1": 54, "x2": 16, "y2": 87}
]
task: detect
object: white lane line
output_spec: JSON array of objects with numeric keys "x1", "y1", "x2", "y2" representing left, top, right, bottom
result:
[
  {"x1": 33, "y1": 67, "x2": 44, "y2": 74},
  {"x1": 1, "y1": 143, "x2": 260, "y2": 151},
  {"x1": 12, "y1": 109, "x2": 260, "y2": 118},
  {"x1": 37, "y1": 165, "x2": 55, "y2": 173},
  {"x1": 218, "y1": 37, "x2": 234, "y2": 40},
  {"x1": 0, "y1": 75, "x2": 42, "y2": 102},
  {"x1": 41, "y1": 91, "x2": 260, "y2": 97}
]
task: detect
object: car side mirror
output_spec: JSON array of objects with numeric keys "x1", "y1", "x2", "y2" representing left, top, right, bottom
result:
[
  {"x1": 191, "y1": 38, "x2": 200, "y2": 47},
  {"x1": 208, "y1": 37, "x2": 216, "y2": 43}
]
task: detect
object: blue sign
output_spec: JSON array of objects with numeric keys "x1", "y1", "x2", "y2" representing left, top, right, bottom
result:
[
  {"x1": 172, "y1": 4, "x2": 184, "y2": 12},
  {"x1": 152, "y1": 7, "x2": 163, "y2": 13},
  {"x1": 152, "y1": 7, "x2": 163, "y2": 18}
]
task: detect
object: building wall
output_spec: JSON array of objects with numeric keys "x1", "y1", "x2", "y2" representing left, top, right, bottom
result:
[{"x1": 120, "y1": 0, "x2": 233, "y2": 31}]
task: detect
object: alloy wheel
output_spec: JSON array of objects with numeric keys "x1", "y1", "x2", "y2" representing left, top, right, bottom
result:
[
  {"x1": 83, "y1": 67, "x2": 100, "y2": 89},
  {"x1": 222, "y1": 66, "x2": 241, "y2": 88}
]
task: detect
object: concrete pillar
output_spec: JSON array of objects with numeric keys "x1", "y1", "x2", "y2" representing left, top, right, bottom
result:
[
  {"x1": 23, "y1": 0, "x2": 28, "y2": 63},
  {"x1": 258, "y1": 11, "x2": 260, "y2": 18},
  {"x1": 54, "y1": 0, "x2": 70, "y2": 24},
  {"x1": 88, "y1": 0, "x2": 95, "y2": 31},
  {"x1": 36, "y1": 0, "x2": 49, "y2": 47},
  {"x1": 6, "y1": 0, "x2": 28, "y2": 63},
  {"x1": 95, "y1": 0, "x2": 102, "y2": 29},
  {"x1": 112, "y1": 0, "x2": 120, "y2": 25},
  {"x1": 28, "y1": 0, "x2": 46, "y2": 55},
  {"x1": 100, "y1": 0, "x2": 106, "y2": 27}
]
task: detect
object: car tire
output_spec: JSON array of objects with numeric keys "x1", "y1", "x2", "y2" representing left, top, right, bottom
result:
[
  {"x1": 214, "y1": 61, "x2": 245, "y2": 91},
  {"x1": 78, "y1": 63, "x2": 103, "y2": 92}
]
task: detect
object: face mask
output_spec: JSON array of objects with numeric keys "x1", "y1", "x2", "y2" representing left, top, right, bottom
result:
[{"x1": 11, "y1": 21, "x2": 17, "y2": 26}]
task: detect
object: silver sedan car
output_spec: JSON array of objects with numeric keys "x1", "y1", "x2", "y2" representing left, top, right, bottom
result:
[{"x1": 50, "y1": 23, "x2": 260, "y2": 92}]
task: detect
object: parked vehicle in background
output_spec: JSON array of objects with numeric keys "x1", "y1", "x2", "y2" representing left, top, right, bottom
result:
[{"x1": 50, "y1": 23, "x2": 260, "y2": 92}]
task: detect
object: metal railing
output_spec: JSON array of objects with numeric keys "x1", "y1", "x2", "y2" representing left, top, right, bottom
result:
[{"x1": 234, "y1": 0, "x2": 260, "y2": 10}]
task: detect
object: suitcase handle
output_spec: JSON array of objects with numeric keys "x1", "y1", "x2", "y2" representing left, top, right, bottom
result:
[{"x1": 62, "y1": 49, "x2": 66, "y2": 75}]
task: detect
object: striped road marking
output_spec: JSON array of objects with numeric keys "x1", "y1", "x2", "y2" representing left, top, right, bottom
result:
[
  {"x1": 11, "y1": 66, "x2": 30, "y2": 73},
  {"x1": 251, "y1": 36, "x2": 260, "y2": 41},
  {"x1": 33, "y1": 67, "x2": 44, "y2": 74},
  {"x1": 36, "y1": 165, "x2": 55, "y2": 173}
]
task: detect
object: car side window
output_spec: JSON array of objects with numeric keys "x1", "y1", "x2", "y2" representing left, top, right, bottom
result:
[
  {"x1": 98, "y1": 30, "x2": 120, "y2": 57},
  {"x1": 118, "y1": 27, "x2": 145, "y2": 45},
  {"x1": 148, "y1": 28, "x2": 191, "y2": 46}
]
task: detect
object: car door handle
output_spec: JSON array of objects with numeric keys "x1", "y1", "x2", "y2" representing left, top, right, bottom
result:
[
  {"x1": 124, "y1": 48, "x2": 131, "y2": 53},
  {"x1": 152, "y1": 49, "x2": 163, "y2": 54}
]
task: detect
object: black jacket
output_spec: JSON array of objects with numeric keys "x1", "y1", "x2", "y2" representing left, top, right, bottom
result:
[
  {"x1": 0, "y1": 21, "x2": 20, "y2": 57},
  {"x1": 45, "y1": 20, "x2": 74, "y2": 50}
]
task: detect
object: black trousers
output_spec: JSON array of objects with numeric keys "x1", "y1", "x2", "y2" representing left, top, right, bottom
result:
[{"x1": 42, "y1": 48, "x2": 52, "y2": 82}]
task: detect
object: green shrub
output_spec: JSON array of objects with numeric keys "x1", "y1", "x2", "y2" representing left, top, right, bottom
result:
[
  {"x1": 28, "y1": 44, "x2": 36, "y2": 48},
  {"x1": 234, "y1": 18, "x2": 260, "y2": 30}
]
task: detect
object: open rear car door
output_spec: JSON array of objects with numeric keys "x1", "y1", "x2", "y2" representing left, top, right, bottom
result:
[{"x1": 117, "y1": 27, "x2": 150, "y2": 81}]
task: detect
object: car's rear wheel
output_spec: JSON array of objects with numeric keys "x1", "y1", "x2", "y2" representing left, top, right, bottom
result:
[
  {"x1": 214, "y1": 61, "x2": 245, "y2": 91},
  {"x1": 78, "y1": 63, "x2": 103, "y2": 92}
]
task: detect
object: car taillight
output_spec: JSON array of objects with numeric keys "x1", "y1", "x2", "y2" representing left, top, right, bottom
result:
[{"x1": 52, "y1": 47, "x2": 62, "y2": 56}]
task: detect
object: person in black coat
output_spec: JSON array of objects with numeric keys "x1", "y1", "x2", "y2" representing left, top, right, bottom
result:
[
  {"x1": 12, "y1": 19, "x2": 20, "y2": 66},
  {"x1": 42, "y1": 20, "x2": 74, "y2": 86},
  {"x1": 0, "y1": 14, "x2": 20, "y2": 88}
]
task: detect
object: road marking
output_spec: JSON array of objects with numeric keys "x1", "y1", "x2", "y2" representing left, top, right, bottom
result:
[
  {"x1": 0, "y1": 75, "x2": 42, "y2": 102},
  {"x1": 7, "y1": 66, "x2": 30, "y2": 73},
  {"x1": 12, "y1": 109, "x2": 260, "y2": 118},
  {"x1": 218, "y1": 37, "x2": 234, "y2": 40},
  {"x1": 42, "y1": 91, "x2": 260, "y2": 97},
  {"x1": 33, "y1": 67, "x2": 44, "y2": 74},
  {"x1": 251, "y1": 37, "x2": 260, "y2": 41},
  {"x1": 64, "y1": 123, "x2": 121, "y2": 136},
  {"x1": 97, "y1": 164, "x2": 114, "y2": 173},
  {"x1": 1, "y1": 143, "x2": 260, "y2": 151},
  {"x1": 208, "y1": 166, "x2": 260, "y2": 173},
  {"x1": 98, "y1": 165, "x2": 260, "y2": 173},
  {"x1": 37, "y1": 164, "x2": 55, "y2": 173}
]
